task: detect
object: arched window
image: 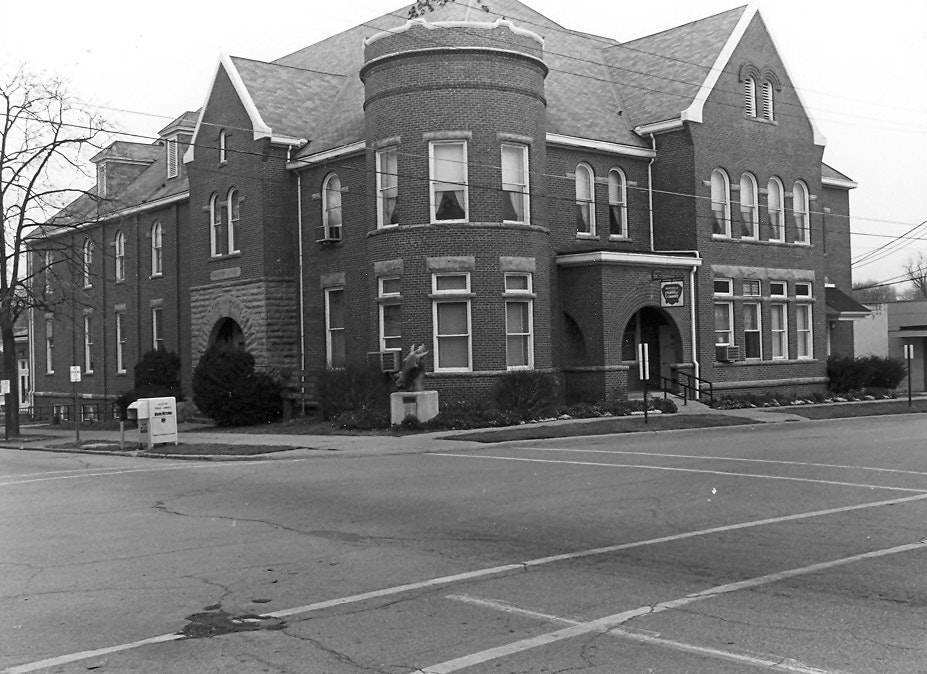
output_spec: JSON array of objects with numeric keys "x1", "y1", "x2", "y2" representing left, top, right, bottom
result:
[
  {"x1": 608, "y1": 168, "x2": 627, "y2": 238},
  {"x1": 322, "y1": 173, "x2": 343, "y2": 241},
  {"x1": 767, "y1": 177, "x2": 785, "y2": 241},
  {"x1": 710, "y1": 169, "x2": 731, "y2": 237},
  {"x1": 82, "y1": 239, "x2": 94, "y2": 288},
  {"x1": 227, "y1": 188, "x2": 240, "y2": 253},
  {"x1": 744, "y1": 76, "x2": 757, "y2": 117},
  {"x1": 575, "y1": 163, "x2": 595, "y2": 236},
  {"x1": 209, "y1": 193, "x2": 222, "y2": 257},
  {"x1": 739, "y1": 173, "x2": 758, "y2": 239},
  {"x1": 151, "y1": 221, "x2": 163, "y2": 276},
  {"x1": 114, "y1": 231, "x2": 125, "y2": 282},
  {"x1": 761, "y1": 80, "x2": 775, "y2": 121},
  {"x1": 792, "y1": 180, "x2": 810, "y2": 244}
]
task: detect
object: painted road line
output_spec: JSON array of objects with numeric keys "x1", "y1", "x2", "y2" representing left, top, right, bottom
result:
[
  {"x1": 512, "y1": 447, "x2": 927, "y2": 479},
  {"x1": 7, "y1": 492, "x2": 927, "y2": 673},
  {"x1": 430, "y1": 453, "x2": 927, "y2": 493},
  {"x1": 415, "y1": 541, "x2": 927, "y2": 673},
  {"x1": 447, "y1": 593, "x2": 836, "y2": 674},
  {"x1": 0, "y1": 458, "x2": 309, "y2": 487},
  {"x1": 2, "y1": 634, "x2": 182, "y2": 674}
]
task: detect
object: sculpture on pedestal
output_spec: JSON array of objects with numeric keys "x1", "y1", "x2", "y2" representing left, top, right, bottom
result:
[{"x1": 395, "y1": 344, "x2": 428, "y2": 391}]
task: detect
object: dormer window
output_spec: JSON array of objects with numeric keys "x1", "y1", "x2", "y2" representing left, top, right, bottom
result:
[{"x1": 166, "y1": 138, "x2": 179, "y2": 179}]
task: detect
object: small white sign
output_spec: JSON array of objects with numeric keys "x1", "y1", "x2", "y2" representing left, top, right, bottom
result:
[
  {"x1": 0, "y1": 380, "x2": 9, "y2": 395},
  {"x1": 638, "y1": 343, "x2": 651, "y2": 380},
  {"x1": 69, "y1": 366, "x2": 82, "y2": 383},
  {"x1": 904, "y1": 344, "x2": 915, "y2": 359}
]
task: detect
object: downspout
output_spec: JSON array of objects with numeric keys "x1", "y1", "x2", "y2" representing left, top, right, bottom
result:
[
  {"x1": 690, "y1": 262, "x2": 700, "y2": 397},
  {"x1": 293, "y1": 147, "x2": 306, "y2": 376},
  {"x1": 648, "y1": 134, "x2": 656, "y2": 251}
]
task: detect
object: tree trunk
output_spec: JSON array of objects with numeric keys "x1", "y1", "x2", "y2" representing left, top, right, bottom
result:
[{"x1": 2, "y1": 322, "x2": 20, "y2": 439}]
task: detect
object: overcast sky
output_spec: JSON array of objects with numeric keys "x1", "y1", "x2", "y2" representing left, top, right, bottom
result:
[{"x1": 4, "y1": 0, "x2": 924, "y2": 289}]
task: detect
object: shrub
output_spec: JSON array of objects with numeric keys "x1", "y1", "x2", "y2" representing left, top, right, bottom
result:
[
  {"x1": 827, "y1": 355, "x2": 906, "y2": 393},
  {"x1": 113, "y1": 349, "x2": 185, "y2": 420},
  {"x1": 651, "y1": 398, "x2": 678, "y2": 414},
  {"x1": 334, "y1": 406, "x2": 391, "y2": 430},
  {"x1": 192, "y1": 346, "x2": 282, "y2": 427},
  {"x1": 492, "y1": 371, "x2": 561, "y2": 420},
  {"x1": 318, "y1": 364, "x2": 393, "y2": 421}
]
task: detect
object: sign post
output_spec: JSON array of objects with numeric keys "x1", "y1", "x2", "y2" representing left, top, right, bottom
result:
[
  {"x1": 69, "y1": 366, "x2": 81, "y2": 445},
  {"x1": 904, "y1": 344, "x2": 914, "y2": 407},
  {"x1": 638, "y1": 343, "x2": 650, "y2": 424},
  {"x1": 0, "y1": 380, "x2": 9, "y2": 440}
]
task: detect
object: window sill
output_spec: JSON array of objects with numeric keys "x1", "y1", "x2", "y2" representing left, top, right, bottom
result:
[
  {"x1": 575, "y1": 233, "x2": 598, "y2": 240},
  {"x1": 429, "y1": 293, "x2": 475, "y2": 300},
  {"x1": 209, "y1": 252, "x2": 242, "y2": 262},
  {"x1": 608, "y1": 235, "x2": 630, "y2": 241}
]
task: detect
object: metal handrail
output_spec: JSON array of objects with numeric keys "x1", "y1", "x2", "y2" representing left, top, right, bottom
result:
[{"x1": 660, "y1": 372, "x2": 714, "y2": 406}]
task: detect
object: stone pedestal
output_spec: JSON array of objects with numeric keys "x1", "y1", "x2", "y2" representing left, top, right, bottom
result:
[{"x1": 390, "y1": 390, "x2": 439, "y2": 425}]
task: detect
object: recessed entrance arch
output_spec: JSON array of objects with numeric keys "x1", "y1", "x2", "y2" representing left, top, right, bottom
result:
[
  {"x1": 209, "y1": 317, "x2": 246, "y2": 351},
  {"x1": 621, "y1": 306, "x2": 683, "y2": 390}
]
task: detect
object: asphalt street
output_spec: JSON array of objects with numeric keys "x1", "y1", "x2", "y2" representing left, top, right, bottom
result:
[{"x1": 1, "y1": 414, "x2": 926, "y2": 673}]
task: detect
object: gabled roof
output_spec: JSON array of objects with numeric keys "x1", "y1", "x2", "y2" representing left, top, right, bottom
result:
[
  {"x1": 826, "y1": 286, "x2": 871, "y2": 320},
  {"x1": 822, "y1": 162, "x2": 858, "y2": 189}
]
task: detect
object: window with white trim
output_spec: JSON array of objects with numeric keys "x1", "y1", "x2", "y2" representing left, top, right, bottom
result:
[
  {"x1": 430, "y1": 141, "x2": 468, "y2": 222},
  {"x1": 770, "y1": 280, "x2": 787, "y2": 297},
  {"x1": 82, "y1": 239, "x2": 94, "y2": 288},
  {"x1": 713, "y1": 278, "x2": 733, "y2": 345},
  {"x1": 378, "y1": 277, "x2": 402, "y2": 352},
  {"x1": 432, "y1": 273, "x2": 471, "y2": 371},
  {"x1": 504, "y1": 273, "x2": 534, "y2": 369},
  {"x1": 151, "y1": 221, "x2": 163, "y2": 277},
  {"x1": 166, "y1": 138, "x2": 179, "y2": 179},
  {"x1": 761, "y1": 80, "x2": 775, "y2": 121},
  {"x1": 710, "y1": 169, "x2": 731, "y2": 237},
  {"x1": 114, "y1": 232, "x2": 126, "y2": 282},
  {"x1": 322, "y1": 173, "x2": 343, "y2": 241},
  {"x1": 795, "y1": 282, "x2": 812, "y2": 299},
  {"x1": 793, "y1": 180, "x2": 810, "y2": 244},
  {"x1": 771, "y1": 303, "x2": 788, "y2": 359},
  {"x1": 796, "y1": 303, "x2": 813, "y2": 359},
  {"x1": 744, "y1": 76, "x2": 757, "y2": 117},
  {"x1": 228, "y1": 188, "x2": 240, "y2": 254},
  {"x1": 325, "y1": 287, "x2": 345, "y2": 369},
  {"x1": 83, "y1": 314, "x2": 94, "y2": 373},
  {"x1": 209, "y1": 193, "x2": 222, "y2": 256},
  {"x1": 744, "y1": 302, "x2": 761, "y2": 359},
  {"x1": 575, "y1": 163, "x2": 595, "y2": 236},
  {"x1": 501, "y1": 143, "x2": 529, "y2": 223},
  {"x1": 376, "y1": 147, "x2": 399, "y2": 227},
  {"x1": 219, "y1": 130, "x2": 227, "y2": 163},
  {"x1": 116, "y1": 312, "x2": 126, "y2": 374},
  {"x1": 743, "y1": 279, "x2": 761, "y2": 297},
  {"x1": 152, "y1": 306, "x2": 164, "y2": 350},
  {"x1": 44, "y1": 318, "x2": 54, "y2": 374},
  {"x1": 739, "y1": 173, "x2": 758, "y2": 239},
  {"x1": 608, "y1": 168, "x2": 628, "y2": 238},
  {"x1": 767, "y1": 177, "x2": 785, "y2": 241}
]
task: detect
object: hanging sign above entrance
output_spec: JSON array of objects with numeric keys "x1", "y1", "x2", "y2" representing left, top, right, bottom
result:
[{"x1": 660, "y1": 280, "x2": 685, "y2": 307}]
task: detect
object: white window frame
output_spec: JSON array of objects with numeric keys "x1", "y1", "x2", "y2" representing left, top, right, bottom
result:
[
  {"x1": 44, "y1": 318, "x2": 54, "y2": 374},
  {"x1": 324, "y1": 287, "x2": 346, "y2": 369},
  {"x1": 378, "y1": 276, "x2": 402, "y2": 352},
  {"x1": 219, "y1": 129, "x2": 227, "y2": 163},
  {"x1": 114, "y1": 232, "x2": 125, "y2": 282},
  {"x1": 710, "y1": 168, "x2": 731, "y2": 237},
  {"x1": 713, "y1": 278, "x2": 733, "y2": 346},
  {"x1": 151, "y1": 221, "x2": 163, "y2": 277},
  {"x1": 770, "y1": 280, "x2": 787, "y2": 298},
  {"x1": 116, "y1": 311, "x2": 126, "y2": 374},
  {"x1": 227, "y1": 188, "x2": 240, "y2": 254},
  {"x1": 608, "y1": 168, "x2": 628, "y2": 238},
  {"x1": 796, "y1": 303, "x2": 813, "y2": 359},
  {"x1": 744, "y1": 302, "x2": 762, "y2": 359},
  {"x1": 376, "y1": 147, "x2": 399, "y2": 228},
  {"x1": 322, "y1": 172, "x2": 343, "y2": 241},
  {"x1": 501, "y1": 143, "x2": 529, "y2": 224},
  {"x1": 82, "y1": 239, "x2": 93, "y2": 288},
  {"x1": 767, "y1": 177, "x2": 785, "y2": 242},
  {"x1": 209, "y1": 193, "x2": 222, "y2": 257},
  {"x1": 429, "y1": 140, "x2": 469, "y2": 223},
  {"x1": 793, "y1": 180, "x2": 810, "y2": 244},
  {"x1": 504, "y1": 273, "x2": 534, "y2": 369},
  {"x1": 744, "y1": 76, "x2": 757, "y2": 117},
  {"x1": 166, "y1": 138, "x2": 179, "y2": 179},
  {"x1": 795, "y1": 282, "x2": 813, "y2": 299},
  {"x1": 575, "y1": 163, "x2": 596, "y2": 236},
  {"x1": 762, "y1": 80, "x2": 775, "y2": 121},
  {"x1": 743, "y1": 279, "x2": 761, "y2": 297},
  {"x1": 152, "y1": 305, "x2": 164, "y2": 351},
  {"x1": 739, "y1": 172, "x2": 758, "y2": 239},
  {"x1": 771, "y1": 303, "x2": 788, "y2": 360},
  {"x1": 83, "y1": 314, "x2": 94, "y2": 374},
  {"x1": 432, "y1": 272, "x2": 472, "y2": 372}
]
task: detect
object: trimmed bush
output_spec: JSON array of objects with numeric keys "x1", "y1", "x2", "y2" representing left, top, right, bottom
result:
[
  {"x1": 192, "y1": 346, "x2": 282, "y2": 427},
  {"x1": 827, "y1": 355, "x2": 906, "y2": 393},
  {"x1": 113, "y1": 349, "x2": 184, "y2": 420},
  {"x1": 318, "y1": 364, "x2": 394, "y2": 421},
  {"x1": 491, "y1": 370, "x2": 561, "y2": 420}
]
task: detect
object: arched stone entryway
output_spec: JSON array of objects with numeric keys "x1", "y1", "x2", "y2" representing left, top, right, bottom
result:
[
  {"x1": 621, "y1": 306, "x2": 683, "y2": 390},
  {"x1": 209, "y1": 317, "x2": 245, "y2": 351}
]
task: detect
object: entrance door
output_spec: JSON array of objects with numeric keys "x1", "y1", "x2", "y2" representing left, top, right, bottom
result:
[{"x1": 623, "y1": 307, "x2": 682, "y2": 391}]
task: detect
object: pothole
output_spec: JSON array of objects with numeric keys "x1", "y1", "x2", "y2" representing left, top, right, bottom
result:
[{"x1": 179, "y1": 606, "x2": 286, "y2": 639}]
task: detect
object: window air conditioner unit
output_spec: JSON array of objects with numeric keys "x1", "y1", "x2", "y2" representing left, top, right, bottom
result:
[
  {"x1": 716, "y1": 344, "x2": 742, "y2": 362},
  {"x1": 378, "y1": 350, "x2": 402, "y2": 373}
]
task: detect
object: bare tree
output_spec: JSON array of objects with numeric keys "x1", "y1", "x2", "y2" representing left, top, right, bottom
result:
[
  {"x1": 852, "y1": 279, "x2": 898, "y2": 304},
  {"x1": 1, "y1": 67, "x2": 108, "y2": 438},
  {"x1": 904, "y1": 252, "x2": 927, "y2": 300}
]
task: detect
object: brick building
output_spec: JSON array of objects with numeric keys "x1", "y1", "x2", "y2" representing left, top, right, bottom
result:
[{"x1": 30, "y1": 1, "x2": 864, "y2": 412}]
